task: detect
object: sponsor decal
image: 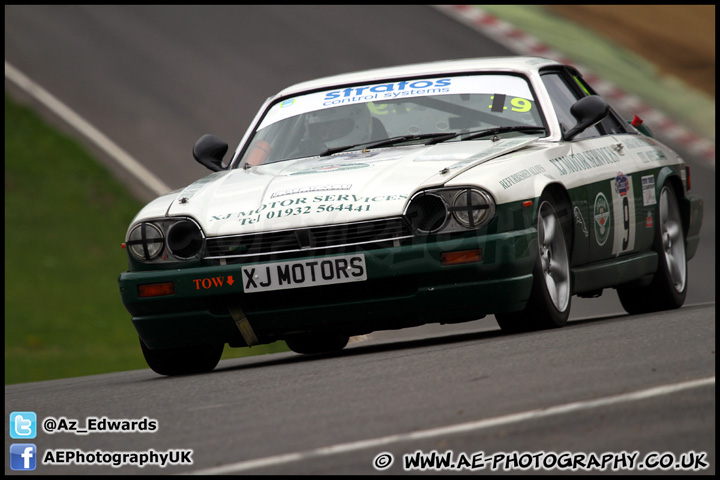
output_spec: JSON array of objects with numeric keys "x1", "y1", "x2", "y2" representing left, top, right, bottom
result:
[
  {"x1": 593, "y1": 192, "x2": 611, "y2": 246},
  {"x1": 622, "y1": 137, "x2": 657, "y2": 149},
  {"x1": 324, "y1": 79, "x2": 452, "y2": 103},
  {"x1": 210, "y1": 193, "x2": 408, "y2": 225},
  {"x1": 636, "y1": 149, "x2": 668, "y2": 164},
  {"x1": 548, "y1": 146, "x2": 622, "y2": 176},
  {"x1": 280, "y1": 99, "x2": 296, "y2": 108},
  {"x1": 320, "y1": 80, "x2": 452, "y2": 108},
  {"x1": 498, "y1": 164, "x2": 546, "y2": 189},
  {"x1": 192, "y1": 275, "x2": 236, "y2": 290},
  {"x1": 614, "y1": 172, "x2": 630, "y2": 196},
  {"x1": 645, "y1": 211, "x2": 653, "y2": 228},
  {"x1": 641, "y1": 175, "x2": 656, "y2": 206},
  {"x1": 321, "y1": 76, "x2": 534, "y2": 107},
  {"x1": 574, "y1": 206, "x2": 589, "y2": 238}
]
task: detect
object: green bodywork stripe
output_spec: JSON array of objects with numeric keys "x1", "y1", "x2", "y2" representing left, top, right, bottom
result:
[{"x1": 574, "y1": 76, "x2": 591, "y2": 96}]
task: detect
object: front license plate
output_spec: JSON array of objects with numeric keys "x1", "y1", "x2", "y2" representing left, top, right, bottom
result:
[{"x1": 241, "y1": 254, "x2": 367, "y2": 293}]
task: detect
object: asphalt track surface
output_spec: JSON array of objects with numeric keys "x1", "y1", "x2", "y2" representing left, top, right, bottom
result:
[{"x1": 4, "y1": 5, "x2": 715, "y2": 475}]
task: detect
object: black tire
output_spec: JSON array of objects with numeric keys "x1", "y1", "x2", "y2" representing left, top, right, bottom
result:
[
  {"x1": 496, "y1": 195, "x2": 572, "y2": 333},
  {"x1": 617, "y1": 184, "x2": 687, "y2": 314},
  {"x1": 285, "y1": 333, "x2": 349, "y2": 355},
  {"x1": 140, "y1": 339, "x2": 223, "y2": 376}
]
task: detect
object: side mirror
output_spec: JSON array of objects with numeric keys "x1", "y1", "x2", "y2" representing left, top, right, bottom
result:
[
  {"x1": 563, "y1": 96, "x2": 609, "y2": 141},
  {"x1": 193, "y1": 134, "x2": 228, "y2": 172}
]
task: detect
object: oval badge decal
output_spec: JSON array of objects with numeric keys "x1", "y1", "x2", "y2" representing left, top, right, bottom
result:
[{"x1": 593, "y1": 192, "x2": 611, "y2": 246}]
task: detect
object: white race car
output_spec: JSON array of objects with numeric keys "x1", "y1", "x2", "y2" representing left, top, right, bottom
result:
[{"x1": 118, "y1": 57, "x2": 703, "y2": 375}]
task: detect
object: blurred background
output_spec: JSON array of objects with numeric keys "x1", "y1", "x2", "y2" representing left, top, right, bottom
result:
[
  {"x1": 548, "y1": 5, "x2": 714, "y2": 98},
  {"x1": 5, "y1": 5, "x2": 714, "y2": 384}
]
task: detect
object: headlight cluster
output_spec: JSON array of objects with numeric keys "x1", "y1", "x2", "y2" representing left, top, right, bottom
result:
[
  {"x1": 404, "y1": 187, "x2": 495, "y2": 234},
  {"x1": 126, "y1": 218, "x2": 204, "y2": 262}
]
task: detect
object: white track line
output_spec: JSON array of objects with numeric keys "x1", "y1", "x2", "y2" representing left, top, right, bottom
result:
[
  {"x1": 187, "y1": 376, "x2": 714, "y2": 475},
  {"x1": 5, "y1": 60, "x2": 171, "y2": 197}
]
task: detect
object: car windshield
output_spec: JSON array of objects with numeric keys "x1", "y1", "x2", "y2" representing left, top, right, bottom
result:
[{"x1": 238, "y1": 74, "x2": 545, "y2": 167}]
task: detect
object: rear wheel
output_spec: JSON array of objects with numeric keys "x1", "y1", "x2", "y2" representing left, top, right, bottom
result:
[
  {"x1": 285, "y1": 333, "x2": 349, "y2": 355},
  {"x1": 617, "y1": 184, "x2": 687, "y2": 314},
  {"x1": 496, "y1": 195, "x2": 571, "y2": 333},
  {"x1": 140, "y1": 339, "x2": 223, "y2": 376}
]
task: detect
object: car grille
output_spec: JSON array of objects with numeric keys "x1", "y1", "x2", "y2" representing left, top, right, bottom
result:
[{"x1": 205, "y1": 218, "x2": 413, "y2": 259}]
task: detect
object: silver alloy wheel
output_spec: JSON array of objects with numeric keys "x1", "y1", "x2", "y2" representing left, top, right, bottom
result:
[
  {"x1": 538, "y1": 201, "x2": 570, "y2": 312},
  {"x1": 659, "y1": 186, "x2": 686, "y2": 293}
]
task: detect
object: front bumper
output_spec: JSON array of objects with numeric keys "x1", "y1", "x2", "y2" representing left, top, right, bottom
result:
[{"x1": 118, "y1": 229, "x2": 537, "y2": 349}]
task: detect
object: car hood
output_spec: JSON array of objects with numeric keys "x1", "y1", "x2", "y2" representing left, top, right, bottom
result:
[{"x1": 161, "y1": 137, "x2": 538, "y2": 236}]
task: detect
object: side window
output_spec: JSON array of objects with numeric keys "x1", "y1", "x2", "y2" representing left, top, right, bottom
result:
[{"x1": 541, "y1": 73, "x2": 600, "y2": 140}]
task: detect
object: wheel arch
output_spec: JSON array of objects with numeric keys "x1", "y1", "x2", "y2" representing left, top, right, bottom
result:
[
  {"x1": 656, "y1": 167, "x2": 687, "y2": 238},
  {"x1": 537, "y1": 182, "x2": 575, "y2": 259}
]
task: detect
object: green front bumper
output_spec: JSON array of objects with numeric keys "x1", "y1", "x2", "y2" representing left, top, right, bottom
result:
[{"x1": 118, "y1": 229, "x2": 537, "y2": 349}]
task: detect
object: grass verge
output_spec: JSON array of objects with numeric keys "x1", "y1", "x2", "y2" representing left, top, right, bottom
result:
[{"x1": 5, "y1": 93, "x2": 287, "y2": 385}]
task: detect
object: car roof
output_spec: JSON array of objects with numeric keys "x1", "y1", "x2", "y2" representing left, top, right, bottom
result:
[{"x1": 276, "y1": 56, "x2": 562, "y2": 97}]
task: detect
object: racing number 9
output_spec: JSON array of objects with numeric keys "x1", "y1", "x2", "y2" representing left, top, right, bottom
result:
[
  {"x1": 510, "y1": 98, "x2": 532, "y2": 112},
  {"x1": 622, "y1": 196, "x2": 630, "y2": 250},
  {"x1": 489, "y1": 95, "x2": 533, "y2": 113}
]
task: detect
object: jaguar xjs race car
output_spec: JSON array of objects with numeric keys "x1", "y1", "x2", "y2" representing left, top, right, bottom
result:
[{"x1": 118, "y1": 57, "x2": 703, "y2": 375}]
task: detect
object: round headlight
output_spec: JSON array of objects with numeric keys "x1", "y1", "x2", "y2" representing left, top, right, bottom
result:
[
  {"x1": 167, "y1": 220, "x2": 204, "y2": 259},
  {"x1": 405, "y1": 193, "x2": 448, "y2": 233},
  {"x1": 452, "y1": 189, "x2": 495, "y2": 228},
  {"x1": 127, "y1": 223, "x2": 164, "y2": 261}
]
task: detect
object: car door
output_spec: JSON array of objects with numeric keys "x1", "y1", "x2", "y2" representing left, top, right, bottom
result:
[{"x1": 540, "y1": 68, "x2": 642, "y2": 265}]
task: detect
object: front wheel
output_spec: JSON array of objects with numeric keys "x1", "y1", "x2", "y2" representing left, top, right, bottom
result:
[
  {"x1": 140, "y1": 339, "x2": 224, "y2": 376},
  {"x1": 496, "y1": 196, "x2": 572, "y2": 332},
  {"x1": 617, "y1": 184, "x2": 687, "y2": 314}
]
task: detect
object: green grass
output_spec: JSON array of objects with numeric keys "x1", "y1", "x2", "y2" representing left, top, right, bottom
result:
[{"x1": 5, "y1": 93, "x2": 287, "y2": 385}]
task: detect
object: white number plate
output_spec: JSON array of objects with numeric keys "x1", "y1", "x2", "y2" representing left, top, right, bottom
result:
[{"x1": 241, "y1": 254, "x2": 367, "y2": 293}]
